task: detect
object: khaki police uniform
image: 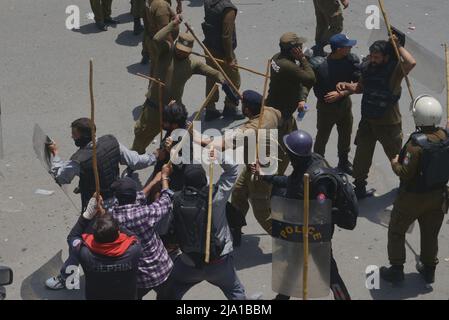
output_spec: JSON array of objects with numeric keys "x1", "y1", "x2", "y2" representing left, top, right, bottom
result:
[
  {"x1": 131, "y1": 0, "x2": 146, "y2": 18},
  {"x1": 132, "y1": 21, "x2": 224, "y2": 154},
  {"x1": 230, "y1": 107, "x2": 289, "y2": 234},
  {"x1": 313, "y1": 0, "x2": 344, "y2": 47},
  {"x1": 204, "y1": 7, "x2": 241, "y2": 109},
  {"x1": 388, "y1": 128, "x2": 448, "y2": 267},
  {"x1": 266, "y1": 33, "x2": 316, "y2": 122},
  {"x1": 352, "y1": 63, "x2": 405, "y2": 188},
  {"x1": 144, "y1": 0, "x2": 176, "y2": 76},
  {"x1": 90, "y1": 0, "x2": 113, "y2": 23}
]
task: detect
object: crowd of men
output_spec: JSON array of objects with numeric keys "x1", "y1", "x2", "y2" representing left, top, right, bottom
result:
[{"x1": 42, "y1": 0, "x2": 449, "y2": 300}]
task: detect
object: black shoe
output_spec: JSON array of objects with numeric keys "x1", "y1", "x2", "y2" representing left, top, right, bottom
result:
[
  {"x1": 338, "y1": 158, "x2": 353, "y2": 176},
  {"x1": 354, "y1": 184, "x2": 375, "y2": 200},
  {"x1": 141, "y1": 54, "x2": 149, "y2": 65},
  {"x1": 223, "y1": 105, "x2": 245, "y2": 120},
  {"x1": 133, "y1": 18, "x2": 144, "y2": 35},
  {"x1": 416, "y1": 262, "x2": 435, "y2": 284},
  {"x1": 205, "y1": 108, "x2": 222, "y2": 121},
  {"x1": 95, "y1": 22, "x2": 108, "y2": 31},
  {"x1": 104, "y1": 17, "x2": 119, "y2": 25},
  {"x1": 380, "y1": 265, "x2": 404, "y2": 283}
]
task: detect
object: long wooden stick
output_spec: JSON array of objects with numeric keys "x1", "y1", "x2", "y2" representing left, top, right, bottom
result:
[
  {"x1": 254, "y1": 59, "x2": 271, "y2": 181},
  {"x1": 378, "y1": 0, "x2": 415, "y2": 101},
  {"x1": 205, "y1": 147, "x2": 214, "y2": 263},
  {"x1": 256, "y1": 60, "x2": 272, "y2": 163},
  {"x1": 184, "y1": 22, "x2": 242, "y2": 98},
  {"x1": 89, "y1": 59, "x2": 101, "y2": 205},
  {"x1": 158, "y1": 82, "x2": 164, "y2": 141},
  {"x1": 191, "y1": 52, "x2": 268, "y2": 78},
  {"x1": 168, "y1": 84, "x2": 219, "y2": 166},
  {"x1": 303, "y1": 173, "x2": 310, "y2": 300},
  {"x1": 0, "y1": 98, "x2": 3, "y2": 160},
  {"x1": 445, "y1": 44, "x2": 449, "y2": 128},
  {"x1": 136, "y1": 73, "x2": 166, "y2": 87}
]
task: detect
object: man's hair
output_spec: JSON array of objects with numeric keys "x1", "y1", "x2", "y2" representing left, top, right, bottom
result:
[
  {"x1": 279, "y1": 43, "x2": 298, "y2": 56},
  {"x1": 93, "y1": 213, "x2": 120, "y2": 243},
  {"x1": 184, "y1": 164, "x2": 208, "y2": 189},
  {"x1": 116, "y1": 194, "x2": 137, "y2": 206},
  {"x1": 163, "y1": 102, "x2": 188, "y2": 128},
  {"x1": 71, "y1": 118, "x2": 95, "y2": 138},
  {"x1": 369, "y1": 40, "x2": 393, "y2": 57}
]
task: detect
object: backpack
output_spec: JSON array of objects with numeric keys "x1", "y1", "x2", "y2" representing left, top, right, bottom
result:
[
  {"x1": 411, "y1": 131, "x2": 449, "y2": 192},
  {"x1": 172, "y1": 186, "x2": 224, "y2": 267},
  {"x1": 309, "y1": 166, "x2": 359, "y2": 230}
]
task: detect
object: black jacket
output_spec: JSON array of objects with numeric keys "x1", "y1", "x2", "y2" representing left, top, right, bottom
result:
[{"x1": 68, "y1": 216, "x2": 142, "y2": 300}]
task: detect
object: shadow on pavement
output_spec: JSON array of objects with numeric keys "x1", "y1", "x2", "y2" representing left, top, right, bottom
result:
[
  {"x1": 127, "y1": 63, "x2": 150, "y2": 78},
  {"x1": 233, "y1": 234, "x2": 271, "y2": 271},
  {"x1": 116, "y1": 30, "x2": 142, "y2": 47},
  {"x1": 369, "y1": 273, "x2": 433, "y2": 300},
  {"x1": 357, "y1": 189, "x2": 397, "y2": 226},
  {"x1": 114, "y1": 13, "x2": 134, "y2": 25},
  {"x1": 72, "y1": 23, "x2": 104, "y2": 35},
  {"x1": 20, "y1": 251, "x2": 85, "y2": 300}
]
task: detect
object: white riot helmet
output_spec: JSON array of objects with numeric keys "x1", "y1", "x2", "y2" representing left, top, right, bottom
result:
[{"x1": 410, "y1": 94, "x2": 443, "y2": 127}]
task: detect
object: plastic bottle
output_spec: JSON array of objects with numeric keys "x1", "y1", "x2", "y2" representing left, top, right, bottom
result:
[{"x1": 297, "y1": 104, "x2": 309, "y2": 122}]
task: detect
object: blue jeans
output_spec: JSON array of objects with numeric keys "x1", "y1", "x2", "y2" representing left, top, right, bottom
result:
[{"x1": 163, "y1": 254, "x2": 246, "y2": 300}]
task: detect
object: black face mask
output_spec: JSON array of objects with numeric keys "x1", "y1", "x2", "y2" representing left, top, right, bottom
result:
[{"x1": 74, "y1": 136, "x2": 91, "y2": 148}]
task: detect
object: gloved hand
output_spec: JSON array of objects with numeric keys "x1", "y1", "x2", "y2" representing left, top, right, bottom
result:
[{"x1": 83, "y1": 197, "x2": 98, "y2": 220}]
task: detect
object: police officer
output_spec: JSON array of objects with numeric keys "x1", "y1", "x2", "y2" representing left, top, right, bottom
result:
[
  {"x1": 90, "y1": 0, "x2": 118, "y2": 31},
  {"x1": 202, "y1": 0, "x2": 244, "y2": 121},
  {"x1": 312, "y1": 0, "x2": 348, "y2": 57},
  {"x1": 266, "y1": 32, "x2": 316, "y2": 150},
  {"x1": 380, "y1": 96, "x2": 449, "y2": 284},
  {"x1": 143, "y1": 0, "x2": 180, "y2": 68},
  {"x1": 131, "y1": 0, "x2": 145, "y2": 35},
  {"x1": 228, "y1": 91, "x2": 285, "y2": 240},
  {"x1": 132, "y1": 15, "x2": 225, "y2": 154},
  {"x1": 337, "y1": 37, "x2": 417, "y2": 199},
  {"x1": 196, "y1": 91, "x2": 286, "y2": 242},
  {"x1": 260, "y1": 130, "x2": 353, "y2": 300},
  {"x1": 307, "y1": 33, "x2": 360, "y2": 175}
]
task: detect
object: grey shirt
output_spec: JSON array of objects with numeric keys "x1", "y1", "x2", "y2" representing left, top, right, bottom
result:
[
  {"x1": 211, "y1": 152, "x2": 239, "y2": 257},
  {"x1": 51, "y1": 142, "x2": 157, "y2": 185},
  {"x1": 179, "y1": 152, "x2": 238, "y2": 265}
]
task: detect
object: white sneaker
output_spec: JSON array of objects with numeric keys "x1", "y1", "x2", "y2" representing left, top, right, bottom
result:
[{"x1": 45, "y1": 275, "x2": 66, "y2": 290}]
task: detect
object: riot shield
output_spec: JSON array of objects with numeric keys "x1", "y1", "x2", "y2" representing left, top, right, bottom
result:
[
  {"x1": 33, "y1": 124, "x2": 80, "y2": 212},
  {"x1": 33, "y1": 124, "x2": 53, "y2": 171},
  {"x1": 271, "y1": 197, "x2": 332, "y2": 299},
  {"x1": 368, "y1": 19, "x2": 446, "y2": 94}
]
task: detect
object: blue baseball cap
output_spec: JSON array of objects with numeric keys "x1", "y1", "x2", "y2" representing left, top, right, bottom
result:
[{"x1": 329, "y1": 34, "x2": 357, "y2": 50}]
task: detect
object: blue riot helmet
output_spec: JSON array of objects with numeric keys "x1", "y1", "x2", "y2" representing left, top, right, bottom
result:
[{"x1": 283, "y1": 130, "x2": 313, "y2": 157}]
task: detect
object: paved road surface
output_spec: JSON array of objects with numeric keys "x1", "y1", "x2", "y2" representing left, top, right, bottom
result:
[{"x1": 0, "y1": 0, "x2": 448, "y2": 300}]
